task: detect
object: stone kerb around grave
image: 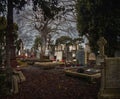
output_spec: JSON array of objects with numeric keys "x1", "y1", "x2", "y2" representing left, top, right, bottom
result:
[{"x1": 98, "y1": 57, "x2": 120, "y2": 99}]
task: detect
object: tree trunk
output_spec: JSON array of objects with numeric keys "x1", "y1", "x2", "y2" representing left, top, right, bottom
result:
[
  {"x1": 40, "y1": 35, "x2": 47, "y2": 59},
  {"x1": 5, "y1": 0, "x2": 14, "y2": 93},
  {"x1": 6, "y1": 0, "x2": 17, "y2": 69}
]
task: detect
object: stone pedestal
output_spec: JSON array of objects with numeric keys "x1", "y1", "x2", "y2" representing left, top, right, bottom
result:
[{"x1": 98, "y1": 58, "x2": 120, "y2": 99}]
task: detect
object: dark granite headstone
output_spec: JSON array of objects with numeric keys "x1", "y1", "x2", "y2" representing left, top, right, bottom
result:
[{"x1": 76, "y1": 48, "x2": 85, "y2": 66}]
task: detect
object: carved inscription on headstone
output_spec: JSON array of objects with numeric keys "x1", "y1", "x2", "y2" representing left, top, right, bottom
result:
[{"x1": 105, "y1": 58, "x2": 120, "y2": 88}]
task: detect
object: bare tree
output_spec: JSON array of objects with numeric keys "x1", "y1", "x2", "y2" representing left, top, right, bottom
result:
[{"x1": 15, "y1": 0, "x2": 78, "y2": 54}]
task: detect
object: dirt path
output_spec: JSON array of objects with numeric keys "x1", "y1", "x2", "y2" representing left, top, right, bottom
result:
[{"x1": 2, "y1": 66, "x2": 100, "y2": 99}]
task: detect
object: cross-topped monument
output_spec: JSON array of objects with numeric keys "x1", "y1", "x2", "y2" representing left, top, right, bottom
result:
[
  {"x1": 98, "y1": 37, "x2": 120, "y2": 99},
  {"x1": 97, "y1": 37, "x2": 107, "y2": 56},
  {"x1": 96, "y1": 37, "x2": 107, "y2": 66}
]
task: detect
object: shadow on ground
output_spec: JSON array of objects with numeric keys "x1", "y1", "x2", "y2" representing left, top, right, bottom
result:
[{"x1": 1, "y1": 66, "x2": 100, "y2": 99}]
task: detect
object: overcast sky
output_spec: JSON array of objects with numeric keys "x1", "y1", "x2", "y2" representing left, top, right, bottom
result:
[{"x1": 14, "y1": 0, "x2": 79, "y2": 49}]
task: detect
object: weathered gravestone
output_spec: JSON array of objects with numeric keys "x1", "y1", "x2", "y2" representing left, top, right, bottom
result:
[
  {"x1": 49, "y1": 54, "x2": 54, "y2": 60},
  {"x1": 66, "y1": 52, "x2": 73, "y2": 62},
  {"x1": 55, "y1": 51, "x2": 63, "y2": 61},
  {"x1": 36, "y1": 50, "x2": 40, "y2": 59},
  {"x1": 98, "y1": 58, "x2": 120, "y2": 99},
  {"x1": 96, "y1": 37, "x2": 107, "y2": 67},
  {"x1": 76, "y1": 47, "x2": 85, "y2": 66},
  {"x1": 88, "y1": 52, "x2": 96, "y2": 67},
  {"x1": 98, "y1": 37, "x2": 120, "y2": 99}
]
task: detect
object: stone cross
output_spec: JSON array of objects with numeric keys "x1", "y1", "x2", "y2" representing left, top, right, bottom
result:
[{"x1": 97, "y1": 37, "x2": 107, "y2": 56}]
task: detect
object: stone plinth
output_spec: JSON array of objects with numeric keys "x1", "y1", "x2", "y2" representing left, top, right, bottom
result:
[{"x1": 98, "y1": 58, "x2": 120, "y2": 99}]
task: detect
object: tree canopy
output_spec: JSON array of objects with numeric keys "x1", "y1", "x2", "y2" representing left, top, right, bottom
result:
[
  {"x1": 55, "y1": 36, "x2": 72, "y2": 45},
  {"x1": 76, "y1": 0, "x2": 120, "y2": 56},
  {"x1": 0, "y1": 16, "x2": 18, "y2": 43}
]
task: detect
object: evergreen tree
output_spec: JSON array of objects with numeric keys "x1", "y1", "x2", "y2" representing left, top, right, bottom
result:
[
  {"x1": 76, "y1": 0, "x2": 120, "y2": 56},
  {"x1": 56, "y1": 36, "x2": 72, "y2": 45}
]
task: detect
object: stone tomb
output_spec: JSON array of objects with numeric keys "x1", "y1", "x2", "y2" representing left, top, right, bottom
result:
[
  {"x1": 98, "y1": 57, "x2": 120, "y2": 99},
  {"x1": 65, "y1": 67, "x2": 101, "y2": 83}
]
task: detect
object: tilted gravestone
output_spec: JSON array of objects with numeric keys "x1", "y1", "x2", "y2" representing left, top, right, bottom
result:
[{"x1": 98, "y1": 37, "x2": 120, "y2": 99}]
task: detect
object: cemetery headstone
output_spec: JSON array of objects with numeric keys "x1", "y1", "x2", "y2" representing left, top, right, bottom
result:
[
  {"x1": 88, "y1": 52, "x2": 96, "y2": 67},
  {"x1": 56, "y1": 51, "x2": 63, "y2": 61},
  {"x1": 45, "y1": 49, "x2": 49, "y2": 56},
  {"x1": 97, "y1": 37, "x2": 107, "y2": 56},
  {"x1": 36, "y1": 50, "x2": 40, "y2": 59},
  {"x1": 76, "y1": 46, "x2": 85, "y2": 66},
  {"x1": 84, "y1": 43, "x2": 91, "y2": 65},
  {"x1": 66, "y1": 52, "x2": 73, "y2": 62},
  {"x1": 97, "y1": 37, "x2": 107, "y2": 66},
  {"x1": 49, "y1": 53, "x2": 54, "y2": 60}
]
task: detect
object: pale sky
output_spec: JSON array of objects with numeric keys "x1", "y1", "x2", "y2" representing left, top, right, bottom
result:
[{"x1": 14, "y1": 0, "x2": 79, "y2": 49}]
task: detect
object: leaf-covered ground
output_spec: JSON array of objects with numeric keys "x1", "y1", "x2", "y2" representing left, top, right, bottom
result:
[{"x1": 1, "y1": 66, "x2": 100, "y2": 99}]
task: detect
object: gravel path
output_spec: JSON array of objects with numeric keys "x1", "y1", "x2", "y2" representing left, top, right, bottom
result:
[{"x1": 1, "y1": 66, "x2": 100, "y2": 99}]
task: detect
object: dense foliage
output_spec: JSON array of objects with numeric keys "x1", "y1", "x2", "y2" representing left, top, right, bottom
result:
[
  {"x1": 55, "y1": 36, "x2": 84, "y2": 46},
  {"x1": 32, "y1": 0, "x2": 62, "y2": 20},
  {"x1": 55, "y1": 36, "x2": 72, "y2": 45},
  {"x1": 76, "y1": 0, "x2": 120, "y2": 56}
]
